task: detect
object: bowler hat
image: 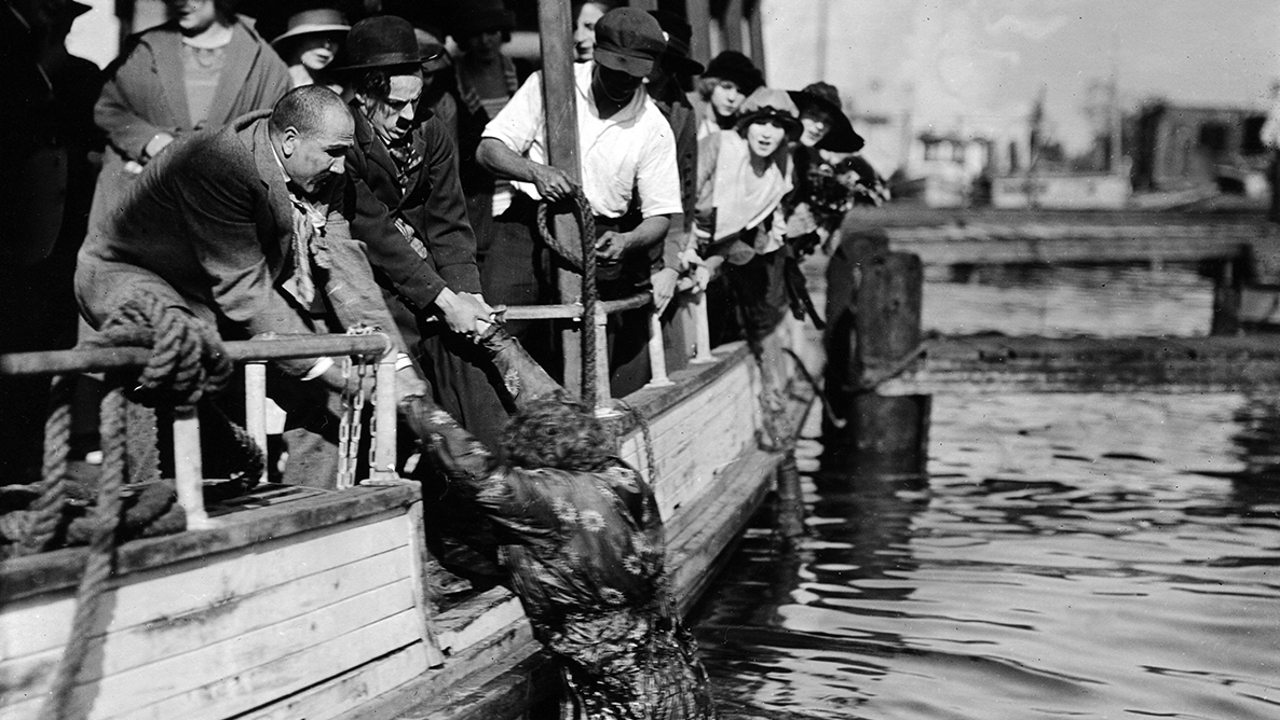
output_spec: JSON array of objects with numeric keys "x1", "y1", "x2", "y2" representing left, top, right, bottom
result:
[
  {"x1": 648, "y1": 10, "x2": 704, "y2": 77},
  {"x1": 449, "y1": 0, "x2": 516, "y2": 39},
  {"x1": 271, "y1": 8, "x2": 350, "y2": 49},
  {"x1": 328, "y1": 15, "x2": 424, "y2": 72},
  {"x1": 593, "y1": 7, "x2": 667, "y2": 78},
  {"x1": 788, "y1": 81, "x2": 864, "y2": 152},
  {"x1": 734, "y1": 87, "x2": 802, "y2": 139},
  {"x1": 703, "y1": 51, "x2": 764, "y2": 96}
]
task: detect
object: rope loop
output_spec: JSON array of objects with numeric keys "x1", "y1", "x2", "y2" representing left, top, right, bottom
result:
[
  {"x1": 536, "y1": 189, "x2": 600, "y2": 410},
  {"x1": 82, "y1": 291, "x2": 233, "y2": 412}
]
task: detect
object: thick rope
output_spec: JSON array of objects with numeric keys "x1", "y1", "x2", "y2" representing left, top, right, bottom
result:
[
  {"x1": 1, "y1": 376, "x2": 76, "y2": 556},
  {"x1": 613, "y1": 399, "x2": 658, "y2": 489},
  {"x1": 37, "y1": 388, "x2": 128, "y2": 720},
  {"x1": 537, "y1": 190, "x2": 600, "y2": 409}
]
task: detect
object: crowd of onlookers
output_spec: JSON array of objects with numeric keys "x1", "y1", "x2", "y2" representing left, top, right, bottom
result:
[{"x1": 2, "y1": 0, "x2": 888, "y2": 483}]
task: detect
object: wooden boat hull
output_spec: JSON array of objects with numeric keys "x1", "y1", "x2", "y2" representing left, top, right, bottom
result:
[{"x1": 2, "y1": 340, "x2": 807, "y2": 720}]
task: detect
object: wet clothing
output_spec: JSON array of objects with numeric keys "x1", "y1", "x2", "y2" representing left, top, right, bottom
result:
[
  {"x1": 407, "y1": 330, "x2": 717, "y2": 720},
  {"x1": 90, "y1": 16, "x2": 289, "y2": 226}
]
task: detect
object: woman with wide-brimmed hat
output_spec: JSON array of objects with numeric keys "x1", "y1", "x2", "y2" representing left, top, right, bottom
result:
[
  {"x1": 271, "y1": 6, "x2": 349, "y2": 90},
  {"x1": 690, "y1": 50, "x2": 764, "y2": 140},
  {"x1": 693, "y1": 88, "x2": 801, "y2": 447}
]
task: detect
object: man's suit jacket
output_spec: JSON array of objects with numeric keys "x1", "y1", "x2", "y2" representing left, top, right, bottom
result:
[
  {"x1": 76, "y1": 111, "x2": 334, "y2": 361},
  {"x1": 346, "y1": 107, "x2": 482, "y2": 314}
]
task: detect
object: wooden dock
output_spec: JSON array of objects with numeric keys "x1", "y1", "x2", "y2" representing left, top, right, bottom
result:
[{"x1": 875, "y1": 335, "x2": 1280, "y2": 396}]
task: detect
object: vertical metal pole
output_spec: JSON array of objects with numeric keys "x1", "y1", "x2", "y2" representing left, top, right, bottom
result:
[
  {"x1": 172, "y1": 409, "x2": 211, "y2": 529},
  {"x1": 244, "y1": 362, "x2": 268, "y2": 477},
  {"x1": 370, "y1": 352, "x2": 399, "y2": 483},
  {"x1": 645, "y1": 310, "x2": 674, "y2": 387},
  {"x1": 539, "y1": 0, "x2": 586, "y2": 399}
]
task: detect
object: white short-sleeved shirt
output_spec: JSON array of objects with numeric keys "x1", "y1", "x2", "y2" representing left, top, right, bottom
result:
[{"x1": 482, "y1": 61, "x2": 682, "y2": 220}]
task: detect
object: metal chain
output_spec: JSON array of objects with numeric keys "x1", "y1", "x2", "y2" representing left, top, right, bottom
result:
[{"x1": 336, "y1": 326, "x2": 375, "y2": 489}]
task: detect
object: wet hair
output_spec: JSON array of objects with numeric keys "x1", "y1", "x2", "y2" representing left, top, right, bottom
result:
[
  {"x1": 269, "y1": 85, "x2": 350, "y2": 136},
  {"x1": 501, "y1": 398, "x2": 615, "y2": 473}
]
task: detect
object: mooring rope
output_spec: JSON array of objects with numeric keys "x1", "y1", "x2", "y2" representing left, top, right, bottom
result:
[
  {"x1": 36, "y1": 387, "x2": 128, "y2": 720},
  {"x1": 613, "y1": 399, "x2": 658, "y2": 489},
  {"x1": 536, "y1": 189, "x2": 600, "y2": 410}
]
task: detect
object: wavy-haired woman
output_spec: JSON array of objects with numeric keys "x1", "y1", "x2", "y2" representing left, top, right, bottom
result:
[{"x1": 403, "y1": 325, "x2": 718, "y2": 719}]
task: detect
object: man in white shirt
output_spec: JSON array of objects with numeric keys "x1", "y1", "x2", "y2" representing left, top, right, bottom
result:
[{"x1": 476, "y1": 7, "x2": 681, "y2": 393}]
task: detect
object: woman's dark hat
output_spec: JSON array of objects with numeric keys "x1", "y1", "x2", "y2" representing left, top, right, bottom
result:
[
  {"x1": 271, "y1": 8, "x2": 350, "y2": 49},
  {"x1": 788, "y1": 81, "x2": 864, "y2": 152},
  {"x1": 592, "y1": 8, "x2": 667, "y2": 78},
  {"x1": 734, "y1": 87, "x2": 801, "y2": 139},
  {"x1": 648, "y1": 10, "x2": 704, "y2": 77},
  {"x1": 703, "y1": 50, "x2": 764, "y2": 95},
  {"x1": 328, "y1": 15, "x2": 423, "y2": 72},
  {"x1": 449, "y1": 0, "x2": 516, "y2": 39}
]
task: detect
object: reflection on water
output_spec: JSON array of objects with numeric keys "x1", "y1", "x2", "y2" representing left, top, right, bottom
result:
[{"x1": 693, "y1": 264, "x2": 1280, "y2": 720}]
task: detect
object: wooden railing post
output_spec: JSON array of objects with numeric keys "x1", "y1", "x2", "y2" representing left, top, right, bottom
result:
[
  {"x1": 645, "y1": 310, "x2": 674, "y2": 388},
  {"x1": 172, "y1": 409, "x2": 211, "y2": 529},
  {"x1": 244, "y1": 361, "x2": 268, "y2": 479},
  {"x1": 369, "y1": 352, "x2": 399, "y2": 483},
  {"x1": 690, "y1": 290, "x2": 715, "y2": 364},
  {"x1": 592, "y1": 303, "x2": 612, "y2": 409}
]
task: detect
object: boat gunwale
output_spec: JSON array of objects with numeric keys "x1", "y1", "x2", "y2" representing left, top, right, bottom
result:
[{"x1": 0, "y1": 341, "x2": 755, "y2": 605}]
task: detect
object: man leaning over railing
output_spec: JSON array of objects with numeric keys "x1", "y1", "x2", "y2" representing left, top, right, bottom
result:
[{"x1": 75, "y1": 85, "x2": 428, "y2": 488}]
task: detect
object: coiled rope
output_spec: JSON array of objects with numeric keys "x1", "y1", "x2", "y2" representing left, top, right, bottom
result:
[
  {"x1": 16, "y1": 291, "x2": 260, "y2": 720},
  {"x1": 536, "y1": 189, "x2": 599, "y2": 410}
]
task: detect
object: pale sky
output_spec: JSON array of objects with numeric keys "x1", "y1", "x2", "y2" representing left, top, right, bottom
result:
[{"x1": 762, "y1": 0, "x2": 1280, "y2": 152}]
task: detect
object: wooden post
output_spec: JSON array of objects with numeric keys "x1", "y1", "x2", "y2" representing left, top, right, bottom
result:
[
  {"x1": 368, "y1": 352, "x2": 399, "y2": 483},
  {"x1": 850, "y1": 251, "x2": 929, "y2": 470},
  {"x1": 244, "y1": 362, "x2": 268, "y2": 479},
  {"x1": 592, "y1": 304, "x2": 612, "y2": 410},
  {"x1": 722, "y1": 0, "x2": 744, "y2": 53},
  {"x1": 172, "y1": 409, "x2": 212, "y2": 529},
  {"x1": 825, "y1": 219, "x2": 930, "y2": 472},
  {"x1": 539, "y1": 0, "x2": 586, "y2": 399},
  {"x1": 1211, "y1": 256, "x2": 1243, "y2": 336},
  {"x1": 645, "y1": 310, "x2": 674, "y2": 387},
  {"x1": 686, "y1": 0, "x2": 712, "y2": 64},
  {"x1": 689, "y1": 289, "x2": 715, "y2": 363},
  {"x1": 774, "y1": 450, "x2": 805, "y2": 541}
]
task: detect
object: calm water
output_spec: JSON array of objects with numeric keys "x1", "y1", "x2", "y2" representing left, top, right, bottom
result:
[{"x1": 693, "y1": 264, "x2": 1280, "y2": 719}]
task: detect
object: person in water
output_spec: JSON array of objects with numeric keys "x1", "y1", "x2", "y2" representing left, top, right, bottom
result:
[{"x1": 401, "y1": 324, "x2": 718, "y2": 719}]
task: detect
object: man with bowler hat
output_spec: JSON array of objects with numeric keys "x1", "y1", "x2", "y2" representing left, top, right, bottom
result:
[
  {"x1": 477, "y1": 7, "x2": 682, "y2": 395},
  {"x1": 326, "y1": 15, "x2": 509, "y2": 448}
]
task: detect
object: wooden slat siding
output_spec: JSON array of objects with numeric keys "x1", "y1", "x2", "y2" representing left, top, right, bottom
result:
[
  {"x1": 887, "y1": 226, "x2": 1254, "y2": 266},
  {"x1": 1, "y1": 511, "x2": 407, "y2": 661},
  {"x1": 622, "y1": 361, "x2": 759, "y2": 519},
  {"x1": 878, "y1": 335, "x2": 1280, "y2": 396},
  {"x1": 0, "y1": 547, "x2": 411, "y2": 702},
  {"x1": 1, "y1": 485, "x2": 419, "y2": 604},
  {"x1": 244, "y1": 642, "x2": 432, "y2": 720},
  {"x1": 5, "y1": 589, "x2": 420, "y2": 720}
]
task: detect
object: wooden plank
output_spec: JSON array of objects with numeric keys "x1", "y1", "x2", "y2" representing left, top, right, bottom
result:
[
  {"x1": 888, "y1": 229, "x2": 1250, "y2": 266},
  {"x1": 7, "y1": 592, "x2": 421, "y2": 720},
  {"x1": 248, "y1": 642, "x2": 431, "y2": 720},
  {"x1": 0, "y1": 547, "x2": 412, "y2": 701},
  {"x1": 1, "y1": 486, "x2": 418, "y2": 603},
  {"x1": 878, "y1": 335, "x2": 1280, "y2": 395},
  {"x1": 1, "y1": 513, "x2": 409, "y2": 660}
]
